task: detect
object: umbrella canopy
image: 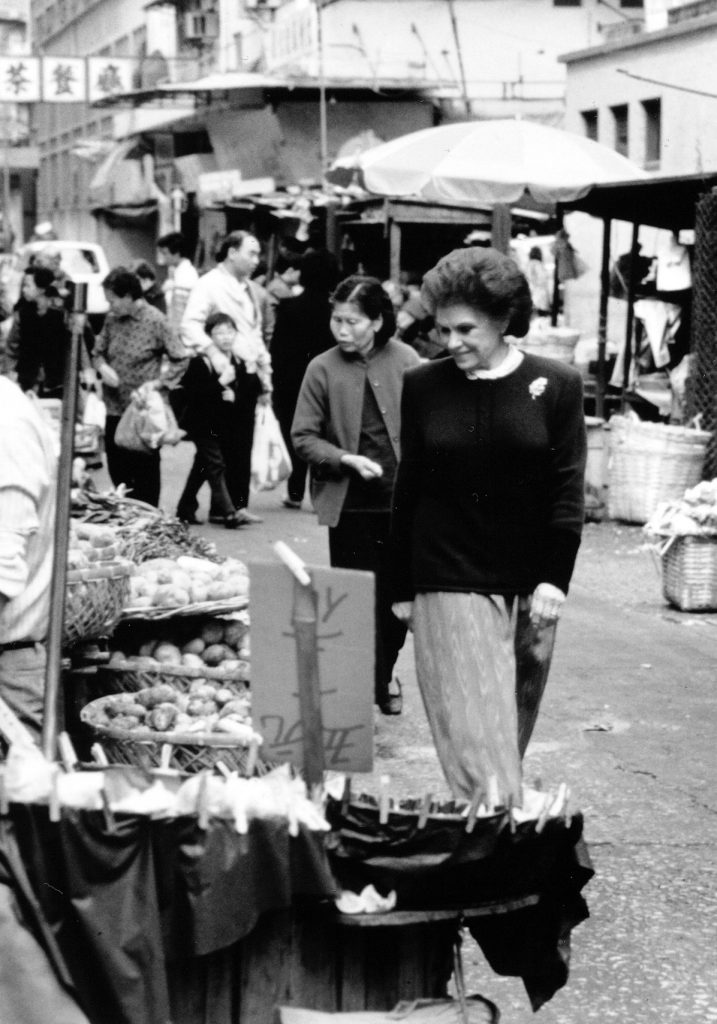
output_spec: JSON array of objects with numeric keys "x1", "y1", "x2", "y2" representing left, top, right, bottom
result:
[{"x1": 327, "y1": 119, "x2": 646, "y2": 206}]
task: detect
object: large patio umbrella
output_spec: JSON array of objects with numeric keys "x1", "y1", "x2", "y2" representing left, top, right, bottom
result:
[{"x1": 327, "y1": 119, "x2": 645, "y2": 206}]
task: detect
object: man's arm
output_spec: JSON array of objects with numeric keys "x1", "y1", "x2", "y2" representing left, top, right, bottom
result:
[{"x1": 180, "y1": 276, "x2": 213, "y2": 353}]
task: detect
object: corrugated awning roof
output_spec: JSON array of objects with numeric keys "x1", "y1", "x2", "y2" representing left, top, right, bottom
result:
[{"x1": 562, "y1": 172, "x2": 717, "y2": 229}]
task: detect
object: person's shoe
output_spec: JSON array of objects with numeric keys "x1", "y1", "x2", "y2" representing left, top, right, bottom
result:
[
  {"x1": 378, "y1": 678, "x2": 403, "y2": 716},
  {"x1": 234, "y1": 508, "x2": 263, "y2": 524},
  {"x1": 224, "y1": 513, "x2": 243, "y2": 530},
  {"x1": 282, "y1": 498, "x2": 302, "y2": 509},
  {"x1": 177, "y1": 512, "x2": 203, "y2": 525},
  {"x1": 208, "y1": 514, "x2": 227, "y2": 525}
]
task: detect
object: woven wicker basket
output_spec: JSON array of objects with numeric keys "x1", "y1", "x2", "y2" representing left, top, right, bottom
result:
[
  {"x1": 661, "y1": 535, "x2": 717, "y2": 611},
  {"x1": 518, "y1": 327, "x2": 580, "y2": 364},
  {"x1": 64, "y1": 563, "x2": 132, "y2": 647},
  {"x1": 81, "y1": 694, "x2": 261, "y2": 774},
  {"x1": 97, "y1": 658, "x2": 250, "y2": 695},
  {"x1": 607, "y1": 417, "x2": 711, "y2": 524}
]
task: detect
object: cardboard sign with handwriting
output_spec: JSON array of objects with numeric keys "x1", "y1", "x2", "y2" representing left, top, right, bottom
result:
[{"x1": 249, "y1": 562, "x2": 374, "y2": 773}]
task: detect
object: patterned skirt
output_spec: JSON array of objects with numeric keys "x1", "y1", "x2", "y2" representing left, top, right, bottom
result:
[{"x1": 413, "y1": 592, "x2": 556, "y2": 803}]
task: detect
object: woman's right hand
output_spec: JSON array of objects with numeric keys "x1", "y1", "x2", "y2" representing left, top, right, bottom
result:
[
  {"x1": 97, "y1": 363, "x2": 119, "y2": 388},
  {"x1": 391, "y1": 601, "x2": 414, "y2": 629},
  {"x1": 340, "y1": 454, "x2": 383, "y2": 480}
]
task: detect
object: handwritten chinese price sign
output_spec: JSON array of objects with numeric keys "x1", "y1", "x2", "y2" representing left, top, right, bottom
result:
[{"x1": 250, "y1": 562, "x2": 375, "y2": 774}]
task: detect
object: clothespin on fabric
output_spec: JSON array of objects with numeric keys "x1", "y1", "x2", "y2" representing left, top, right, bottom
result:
[
  {"x1": 378, "y1": 775, "x2": 391, "y2": 825},
  {"x1": 49, "y1": 765, "x2": 61, "y2": 823},
  {"x1": 91, "y1": 743, "x2": 109, "y2": 767},
  {"x1": 487, "y1": 775, "x2": 500, "y2": 814},
  {"x1": 160, "y1": 744, "x2": 173, "y2": 772},
  {"x1": 197, "y1": 771, "x2": 211, "y2": 830},
  {"x1": 244, "y1": 739, "x2": 259, "y2": 779},
  {"x1": 507, "y1": 793, "x2": 516, "y2": 835},
  {"x1": 100, "y1": 787, "x2": 116, "y2": 834},
  {"x1": 417, "y1": 792, "x2": 433, "y2": 830},
  {"x1": 465, "y1": 791, "x2": 482, "y2": 834},
  {"x1": 58, "y1": 732, "x2": 78, "y2": 772},
  {"x1": 215, "y1": 760, "x2": 232, "y2": 780}
]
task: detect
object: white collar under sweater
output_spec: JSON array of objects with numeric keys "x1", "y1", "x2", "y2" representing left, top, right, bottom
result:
[{"x1": 464, "y1": 343, "x2": 524, "y2": 381}]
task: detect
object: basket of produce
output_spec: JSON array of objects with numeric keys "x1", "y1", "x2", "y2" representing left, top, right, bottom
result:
[
  {"x1": 81, "y1": 685, "x2": 262, "y2": 774},
  {"x1": 70, "y1": 487, "x2": 220, "y2": 564},
  {"x1": 645, "y1": 480, "x2": 717, "y2": 611},
  {"x1": 123, "y1": 555, "x2": 249, "y2": 618},
  {"x1": 64, "y1": 563, "x2": 132, "y2": 647},
  {"x1": 65, "y1": 521, "x2": 132, "y2": 645},
  {"x1": 661, "y1": 535, "x2": 717, "y2": 611},
  {"x1": 607, "y1": 415, "x2": 711, "y2": 524},
  {"x1": 102, "y1": 613, "x2": 250, "y2": 693}
]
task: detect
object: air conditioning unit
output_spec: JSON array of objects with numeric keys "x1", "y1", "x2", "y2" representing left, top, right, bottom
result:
[{"x1": 183, "y1": 11, "x2": 219, "y2": 39}]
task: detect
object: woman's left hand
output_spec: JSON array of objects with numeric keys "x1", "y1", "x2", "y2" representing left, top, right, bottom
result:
[{"x1": 530, "y1": 582, "x2": 566, "y2": 627}]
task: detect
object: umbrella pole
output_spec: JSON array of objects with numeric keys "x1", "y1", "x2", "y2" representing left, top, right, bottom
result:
[
  {"x1": 596, "y1": 216, "x2": 612, "y2": 420},
  {"x1": 42, "y1": 314, "x2": 82, "y2": 759},
  {"x1": 550, "y1": 209, "x2": 564, "y2": 326}
]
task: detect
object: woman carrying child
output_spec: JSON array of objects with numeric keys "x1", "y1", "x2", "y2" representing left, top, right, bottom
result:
[{"x1": 176, "y1": 312, "x2": 263, "y2": 528}]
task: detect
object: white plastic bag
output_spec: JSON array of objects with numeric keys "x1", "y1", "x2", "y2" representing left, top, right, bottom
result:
[
  {"x1": 82, "y1": 390, "x2": 107, "y2": 431},
  {"x1": 250, "y1": 403, "x2": 292, "y2": 492}
]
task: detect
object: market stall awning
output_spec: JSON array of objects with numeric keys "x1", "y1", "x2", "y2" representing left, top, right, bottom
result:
[
  {"x1": 561, "y1": 172, "x2": 717, "y2": 229},
  {"x1": 327, "y1": 119, "x2": 646, "y2": 207}
]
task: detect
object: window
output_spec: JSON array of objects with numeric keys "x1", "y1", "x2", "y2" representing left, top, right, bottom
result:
[
  {"x1": 620, "y1": 0, "x2": 643, "y2": 7},
  {"x1": 554, "y1": 0, "x2": 581, "y2": 5},
  {"x1": 611, "y1": 104, "x2": 629, "y2": 156},
  {"x1": 581, "y1": 109, "x2": 598, "y2": 142},
  {"x1": 642, "y1": 98, "x2": 661, "y2": 167}
]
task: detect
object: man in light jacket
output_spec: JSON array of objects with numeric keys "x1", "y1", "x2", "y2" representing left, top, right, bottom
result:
[{"x1": 180, "y1": 231, "x2": 274, "y2": 524}]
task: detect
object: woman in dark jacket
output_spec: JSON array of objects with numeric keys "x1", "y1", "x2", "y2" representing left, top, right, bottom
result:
[
  {"x1": 271, "y1": 249, "x2": 338, "y2": 508},
  {"x1": 292, "y1": 276, "x2": 420, "y2": 714},
  {"x1": 389, "y1": 247, "x2": 587, "y2": 801}
]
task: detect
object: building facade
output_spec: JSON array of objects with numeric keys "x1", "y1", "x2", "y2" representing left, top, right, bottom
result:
[
  {"x1": 28, "y1": 0, "x2": 649, "y2": 259},
  {"x1": 562, "y1": 0, "x2": 717, "y2": 175},
  {"x1": 0, "y1": 0, "x2": 36, "y2": 246}
]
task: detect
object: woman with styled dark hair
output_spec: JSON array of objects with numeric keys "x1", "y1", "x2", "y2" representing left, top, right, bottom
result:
[
  {"x1": 292, "y1": 275, "x2": 420, "y2": 714},
  {"x1": 389, "y1": 247, "x2": 586, "y2": 800}
]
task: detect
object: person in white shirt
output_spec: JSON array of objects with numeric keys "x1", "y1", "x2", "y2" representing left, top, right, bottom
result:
[
  {"x1": 0, "y1": 377, "x2": 57, "y2": 742},
  {"x1": 180, "y1": 231, "x2": 274, "y2": 524},
  {"x1": 156, "y1": 232, "x2": 199, "y2": 333}
]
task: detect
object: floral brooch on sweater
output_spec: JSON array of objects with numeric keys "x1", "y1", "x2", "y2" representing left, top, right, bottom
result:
[{"x1": 529, "y1": 377, "x2": 548, "y2": 400}]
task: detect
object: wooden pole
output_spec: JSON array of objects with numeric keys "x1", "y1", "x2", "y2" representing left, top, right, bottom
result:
[
  {"x1": 596, "y1": 216, "x2": 612, "y2": 420},
  {"x1": 550, "y1": 208, "x2": 564, "y2": 327},
  {"x1": 42, "y1": 311, "x2": 82, "y2": 758},
  {"x1": 291, "y1": 577, "x2": 325, "y2": 791}
]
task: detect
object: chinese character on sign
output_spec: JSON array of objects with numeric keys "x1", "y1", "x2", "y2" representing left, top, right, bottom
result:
[
  {"x1": 52, "y1": 62, "x2": 78, "y2": 95},
  {"x1": 6, "y1": 63, "x2": 30, "y2": 95},
  {"x1": 87, "y1": 58, "x2": 134, "y2": 104},
  {"x1": 0, "y1": 57, "x2": 41, "y2": 102},
  {"x1": 41, "y1": 57, "x2": 86, "y2": 103}
]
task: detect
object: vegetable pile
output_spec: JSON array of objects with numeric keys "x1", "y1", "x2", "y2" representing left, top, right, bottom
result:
[
  {"x1": 126, "y1": 555, "x2": 249, "y2": 610},
  {"x1": 645, "y1": 478, "x2": 717, "y2": 537},
  {"x1": 95, "y1": 682, "x2": 255, "y2": 742}
]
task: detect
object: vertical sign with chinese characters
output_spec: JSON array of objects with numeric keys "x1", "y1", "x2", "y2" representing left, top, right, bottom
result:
[
  {"x1": 250, "y1": 562, "x2": 375, "y2": 774},
  {"x1": 41, "y1": 57, "x2": 87, "y2": 102},
  {"x1": 0, "y1": 57, "x2": 40, "y2": 102}
]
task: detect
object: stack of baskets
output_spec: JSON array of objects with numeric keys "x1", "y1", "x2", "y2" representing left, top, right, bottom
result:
[{"x1": 607, "y1": 416, "x2": 711, "y2": 524}]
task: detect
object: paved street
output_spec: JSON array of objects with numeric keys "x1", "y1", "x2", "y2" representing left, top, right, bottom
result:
[{"x1": 121, "y1": 441, "x2": 717, "y2": 1023}]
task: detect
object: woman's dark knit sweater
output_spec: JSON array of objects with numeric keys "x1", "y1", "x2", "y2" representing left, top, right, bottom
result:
[{"x1": 389, "y1": 352, "x2": 587, "y2": 600}]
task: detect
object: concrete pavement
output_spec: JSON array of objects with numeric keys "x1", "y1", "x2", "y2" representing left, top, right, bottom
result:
[{"x1": 133, "y1": 441, "x2": 717, "y2": 1023}]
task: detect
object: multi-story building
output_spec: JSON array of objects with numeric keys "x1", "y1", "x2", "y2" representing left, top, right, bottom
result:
[
  {"x1": 0, "y1": 0, "x2": 36, "y2": 246},
  {"x1": 29, "y1": 0, "x2": 648, "y2": 260},
  {"x1": 562, "y1": 0, "x2": 717, "y2": 176}
]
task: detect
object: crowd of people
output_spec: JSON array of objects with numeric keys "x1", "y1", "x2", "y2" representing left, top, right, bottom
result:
[{"x1": 0, "y1": 227, "x2": 586, "y2": 797}]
